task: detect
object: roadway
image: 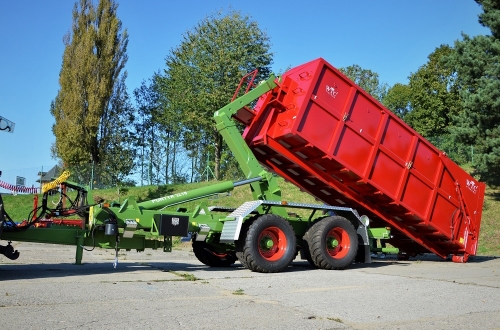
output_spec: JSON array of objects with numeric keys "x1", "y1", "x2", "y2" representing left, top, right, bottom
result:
[{"x1": 1, "y1": 242, "x2": 499, "y2": 329}]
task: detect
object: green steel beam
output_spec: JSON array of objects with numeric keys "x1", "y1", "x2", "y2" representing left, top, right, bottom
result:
[
  {"x1": 368, "y1": 227, "x2": 391, "y2": 240},
  {"x1": 2, "y1": 226, "x2": 165, "y2": 264},
  {"x1": 137, "y1": 180, "x2": 236, "y2": 211},
  {"x1": 2, "y1": 227, "x2": 85, "y2": 245},
  {"x1": 368, "y1": 227, "x2": 399, "y2": 254},
  {"x1": 213, "y1": 76, "x2": 287, "y2": 218}
]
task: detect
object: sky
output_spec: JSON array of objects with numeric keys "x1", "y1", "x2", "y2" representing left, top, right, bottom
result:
[{"x1": 0, "y1": 0, "x2": 490, "y2": 190}]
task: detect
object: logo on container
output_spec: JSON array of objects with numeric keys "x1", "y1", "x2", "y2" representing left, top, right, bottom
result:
[
  {"x1": 466, "y1": 179, "x2": 478, "y2": 194},
  {"x1": 326, "y1": 84, "x2": 338, "y2": 98}
]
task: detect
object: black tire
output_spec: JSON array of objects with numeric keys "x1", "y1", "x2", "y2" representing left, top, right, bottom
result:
[
  {"x1": 192, "y1": 241, "x2": 237, "y2": 267},
  {"x1": 235, "y1": 219, "x2": 253, "y2": 268},
  {"x1": 305, "y1": 216, "x2": 358, "y2": 270},
  {"x1": 301, "y1": 229, "x2": 318, "y2": 268},
  {"x1": 239, "y1": 214, "x2": 296, "y2": 273}
]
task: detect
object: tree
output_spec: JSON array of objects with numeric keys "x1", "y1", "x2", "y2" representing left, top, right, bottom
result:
[
  {"x1": 445, "y1": 0, "x2": 500, "y2": 183},
  {"x1": 153, "y1": 73, "x2": 189, "y2": 184},
  {"x1": 339, "y1": 65, "x2": 388, "y2": 102},
  {"x1": 133, "y1": 74, "x2": 189, "y2": 186},
  {"x1": 382, "y1": 46, "x2": 467, "y2": 164},
  {"x1": 51, "y1": 0, "x2": 128, "y2": 168},
  {"x1": 158, "y1": 10, "x2": 273, "y2": 180},
  {"x1": 133, "y1": 78, "x2": 164, "y2": 185},
  {"x1": 404, "y1": 45, "x2": 461, "y2": 138},
  {"x1": 99, "y1": 73, "x2": 136, "y2": 188},
  {"x1": 382, "y1": 83, "x2": 412, "y2": 119}
]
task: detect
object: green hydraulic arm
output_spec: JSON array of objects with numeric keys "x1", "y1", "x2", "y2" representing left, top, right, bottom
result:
[
  {"x1": 135, "y1": 177, "x2": 263, "y2": 211},
  {"x1": 213, "y1": 75, "x2": 288, "y2": 218}
]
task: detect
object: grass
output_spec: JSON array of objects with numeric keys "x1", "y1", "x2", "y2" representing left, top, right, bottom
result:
[
  {"x1": 232, "y1": 288, "x2": 245, "y2": 295},
  {"x1": 168, "y1": 271, "x2": 198, "y2": 281},
  {"x1": 0, "y1": 177, "x2": 318, "y2": 221},
  {"x1": 1, "y1": 176, "x2": 499, "y2": 256},
  {"x1": 477, "y1": 186, "x2": 500, "y2": 255}
]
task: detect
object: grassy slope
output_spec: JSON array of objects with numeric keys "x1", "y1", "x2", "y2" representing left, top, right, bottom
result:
[
  {"x1": 2, "y1": 177, "x2": 498, "y2": 256},
  {"x1": 478, "y1": 186, "x2": 500, "y2": 255}
]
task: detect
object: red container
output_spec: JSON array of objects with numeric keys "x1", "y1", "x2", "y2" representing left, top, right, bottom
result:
[{"x1": 240, "y1": 58, "x2": 485, "y2": 261}]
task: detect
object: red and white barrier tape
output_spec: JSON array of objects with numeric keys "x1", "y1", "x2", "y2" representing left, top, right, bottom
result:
[{"x1": 0, "y1": 180, "x2": 39, "y2": 194}]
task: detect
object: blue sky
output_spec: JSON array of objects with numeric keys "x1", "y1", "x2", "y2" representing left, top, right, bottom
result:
[{"x1": 0, "y1": 0, "x2": 489, "y2": 190}]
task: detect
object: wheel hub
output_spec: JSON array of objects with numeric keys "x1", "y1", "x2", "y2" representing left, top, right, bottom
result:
[
  {"x1": 260, "y1": 236, "x2": 275, "y2": 250},
  {"x1": 327, "y1": 237, "x2": 339, "y2": 249}
]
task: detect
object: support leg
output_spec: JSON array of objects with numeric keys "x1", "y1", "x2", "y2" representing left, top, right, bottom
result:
[{"x1": 75, "y1": 233, "x2": 84, "y2": 265}]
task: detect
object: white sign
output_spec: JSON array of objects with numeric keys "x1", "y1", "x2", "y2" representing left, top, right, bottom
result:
[{"x1": 16, "y1": 176, "x2": 25, "y2": 186}]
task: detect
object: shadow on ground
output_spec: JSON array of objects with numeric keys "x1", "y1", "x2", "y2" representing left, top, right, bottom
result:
[
  {"x1": 2, "y1": 253, "x2": 496, "y2": 281},
  {"x1": 0, "y1": 256, "x2": 409, "y2": 281}
]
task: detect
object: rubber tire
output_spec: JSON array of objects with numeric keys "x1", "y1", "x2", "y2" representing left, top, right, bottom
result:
[
  {"x1": 239, "y1": 214, "x2": 296, "y2": 273},
  {"x1": 301, "y1": 230, "x2": 318, "y2": 268},
  {"x1": 305, "y1": 216, "x2": 358, "y2": 270},
  {"x1": 192, "y1": 241, "x2": 237, "y2": 267},
  {"x1": 235, "y1": 220, "x2": 253, "y2": 268}
]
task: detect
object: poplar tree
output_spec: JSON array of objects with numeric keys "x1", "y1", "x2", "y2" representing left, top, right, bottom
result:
[{"x1": 51, "y1": 0, "x2": 128, "y2": 167}]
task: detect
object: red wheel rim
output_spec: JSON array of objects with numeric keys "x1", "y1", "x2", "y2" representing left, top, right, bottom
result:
[
  {"x1": 326, "y1": 227, "x2": 350, "y2": 259},
  {"x1": 209, "y1": 250, "x2": 228, "y2": 258},
  {"x1": 258, "y1": 226, "x2": 287, "y2": 261}
]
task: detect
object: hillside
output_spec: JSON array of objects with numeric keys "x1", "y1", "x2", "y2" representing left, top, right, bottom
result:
[{"x1": 1, "y1": 177, "x2": 498, "y2": 256}]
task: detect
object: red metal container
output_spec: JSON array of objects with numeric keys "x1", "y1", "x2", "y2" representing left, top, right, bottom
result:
[{"x1": 240, "y1": 58, "x2": 485, "y2": 261}]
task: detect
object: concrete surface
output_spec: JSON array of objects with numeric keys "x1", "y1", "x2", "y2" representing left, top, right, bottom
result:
[{"x1": 1, "y1": 242, "x2": 499, "y2": 330}]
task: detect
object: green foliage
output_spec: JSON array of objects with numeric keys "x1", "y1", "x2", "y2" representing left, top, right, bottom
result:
[
  {"x1": 426, "y1": 134, "x2": 472, "y2": 165},
  {"x1": 445, "y1": 0, "x2": 500, "y2": 184},
  {"x1": 134, "y1": 79, "x2": 163, "y2": 185},
  {"x1": 476, "y1": 0, "x2": 500, "y2": 38},
  {"x1": 51, "y1": 0, "x2": 129, "y2": 166},
  {"x1": 382, "y1": 83, "x2": 412, "y2": 119},
  {"x1": 404, "y1": 45, "x2": 461, "y2": 138},
  {"x1": 98, "y1": 73, "x2": 136, "y2": 187},
  {"x1": 157, "y1": 9, "x2": 273, "y2": 180},
  {"x1": 339, "y1": 65, "x2": 388, "y2": 102},
  {"x1": 132, "y1": 76, "x2": 174, "y2": 185},
  {"x1": 382, "y1": 45, "x2": 469, "y2": 166}
]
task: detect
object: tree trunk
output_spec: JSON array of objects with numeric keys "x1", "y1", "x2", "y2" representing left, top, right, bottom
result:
[
  {"x1": 171, "y1": 139, "x2": 177, "y2": 183},
  {"x1": 148, "y1": 128, "x2": 155, "y2": 185},
  {"x1": 214, "y1": 133, "x2": 222, "y2": 180},
  {"x1": 165, "y1": 137, "x2": 170, "y2": 184},
  {"x1": 190, "y1": 151, "x2": 197, "y2": 183},
  {"x1": 90, "y1": 135, "x2": 100, "y2": 164}
]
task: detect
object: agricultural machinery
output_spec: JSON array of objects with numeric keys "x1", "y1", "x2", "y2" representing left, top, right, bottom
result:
[{"x1": 0, "y1": 58, "x2": 485, "y2": 272}]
